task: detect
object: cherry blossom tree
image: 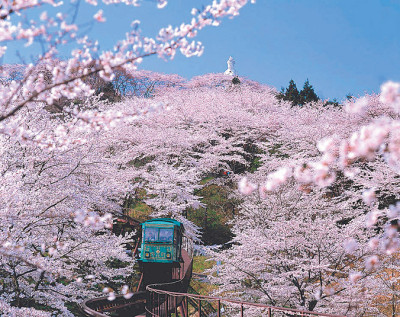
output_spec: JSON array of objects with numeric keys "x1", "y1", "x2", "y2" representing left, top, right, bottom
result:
[
  {"x1": 0, "y1": 99, "x2": 139, "y2": 316},
  {"x1": 0, "y1": 69, "x2": 272, "y2": 314},
  {"x1": 111, "y1": 69, "x2": 185, "y2": 98},
  {"x1": 210, "y1": 167, "x2": 383, "y2": 315},
  {"x1": 0, "y1": 0, "x2": 254, "y2": 132},
  {"x1": 0, "y1": 1, "x2": 255, "y2": 314},
  {"x1": 219, "y1": 87, "x2": 400, "y2": 315},
  {"x1": 88, "y1": 68, "x2": 399, "y2": 317},
  {"x1": 1, "y1": 4, "x2": 397, "y2": 314},
  {"x1": 97, "y1": 75, "x2": 277, "y2": 240}
]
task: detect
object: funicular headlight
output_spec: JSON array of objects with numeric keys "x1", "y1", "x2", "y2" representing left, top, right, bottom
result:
[{"x1": 166, "y1": 252, "x2": 171, "y2": 259}]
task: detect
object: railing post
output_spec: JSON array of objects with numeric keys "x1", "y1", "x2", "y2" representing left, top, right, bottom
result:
[
  {"x1": 198, "y1": 298, "x2": 201, "y2": 317},
  {"x1": 217, "y1": 300, "x2": 221, "y2": 317},
  {"x1": 184, "y1": 296, "x2": 188, "y2": 317},
  {"x1": 268, "y1": 307, "x2": 271, "y2": 317},
  {"x1": 158, "y1": 293, "x2": 160, "y2": 316},
  {"x1": 148, "y1": 291, "x2": 151, "y2": 314},
  {"x1": 165, "y1": 294, "x2": 169, "y2": 316},
  {"x1": 148, "y1": 291, "x2": 151, "y2": 315},
  {"x1": 154, "y1": 292, "x2": 156, "y2": 315},
  {"x1": 174, "y1": 296, "x2": 177, "y2": 316},
  {"x1": 240, "y1": 304, "x2": 244, "y2": 317}
]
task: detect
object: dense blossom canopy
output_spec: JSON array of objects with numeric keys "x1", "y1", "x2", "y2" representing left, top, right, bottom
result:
[
  {"x1": 0, "y1": 0, "x2": 255, "y2": 315},
  {"x1": 1, "y1": 0, "x2": 400, "y2": 316}
]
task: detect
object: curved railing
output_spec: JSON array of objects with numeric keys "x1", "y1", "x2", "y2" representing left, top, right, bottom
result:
[
  {"x1": 81, "y1": 215, "x2": 346, "y2": 317},
  {"x1": 145, "y1": 288, "x2": 346, "y2": 317},
  {"x1": 80, "y1": 292, "x2": 146, "y2": 317},
  {"x1": 145, "y1": 234, "x2": 345, "y2": 317},
  {"x1": 145, "y1": 246, "x2": 193, "y2": 316}
]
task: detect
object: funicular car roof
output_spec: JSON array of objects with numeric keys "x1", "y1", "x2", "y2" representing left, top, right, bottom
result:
[{"x1": 142, "y1": 218, "x2": 182, "y2": 228}]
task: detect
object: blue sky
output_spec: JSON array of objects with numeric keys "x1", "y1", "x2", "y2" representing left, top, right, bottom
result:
[{"x1": 5, "y1": 0, "x2": 400, "y2": 101}]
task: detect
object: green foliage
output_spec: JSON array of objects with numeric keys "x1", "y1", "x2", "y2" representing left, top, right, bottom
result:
[
  {"x1": 127, "y1": 155, "x2": 156, "y2": 168},
  {"x1": 189, "y1": 257, "x2": 219, "y2": 314},
  {"x1": 187, "y1": 284, "x2": 218, "y2": 316},
  {"x1": 199, "y1": 176, "x2": 216, "y2": 185},
  {"x1": 243, "y1": 141, "x2": 265, "y2": 173},
  {"x1": 192, "y1": 256, "x2": 216, "y2": 273},
  {"x1": 278, "y1": 79, "x2": 343, "y2": 108},
  {"x1": 268, "y1": 143, "x2": 289, "y2": 158},
  {"x1": 277, "y1": 79, "x2": 301, "y2": 106},
  {"x1": 299, "y1": 79, "x2": 319, "y2": 104},
  {"x1": 65, "y1": 302, "x2": 87, "y2": 317},
  {"x1": 127, "y1": 202, "x2": 153, "y2": 222},
  {"x1": 189, "y1": 183, "x2": 238, "y2": 246},
  {"x1": 106, "y1": 257, "x2": 131, "y2": 269},
  {"x1": 232, "y1": 76, "x2": 241, "y2": 85},
  {"x1": 249, "y1": 156, "x2": 262, "y2": 173},
  {"x1": 278, "y1": 79, "x2": 318, "y2": 106}
]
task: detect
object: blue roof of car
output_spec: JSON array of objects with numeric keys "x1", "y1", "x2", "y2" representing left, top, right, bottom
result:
[{"x1": 142, "y1": 218, "x2": 182, "y2": 227}]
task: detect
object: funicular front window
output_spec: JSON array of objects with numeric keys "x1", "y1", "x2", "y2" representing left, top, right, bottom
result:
[
  {"x1": 145, "y1": 227, "x2": 158, "y2": 242},
  {"x1": 159, "y1": 228, "x2": 174, "y2": 243}
]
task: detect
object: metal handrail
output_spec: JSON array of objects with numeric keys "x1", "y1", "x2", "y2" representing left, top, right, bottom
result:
[
  {"x1": 145, "y1": 243, "x2": 194, "y2": 316},
  {"x1": 145, "y1": 286, "x2": 346, "y2": 317},
  {"x1": 80, "y1": 292, "x2": 146, "y2": 317}
]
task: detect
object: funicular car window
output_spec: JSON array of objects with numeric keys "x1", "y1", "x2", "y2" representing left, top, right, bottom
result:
[
  {"x1": 159, "y1": 228, "x2": 174, "y2": 243},
  {"x1": 145, "y1": 227, "x2": 158, "y2": 242}
]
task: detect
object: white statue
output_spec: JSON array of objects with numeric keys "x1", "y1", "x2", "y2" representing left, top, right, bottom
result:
[{"x1": 224, "y1": 56, "x2": 236, "y2": 76}]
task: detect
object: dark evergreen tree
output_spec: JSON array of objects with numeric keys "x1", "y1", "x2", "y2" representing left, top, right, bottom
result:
[
  {"x1": 277, "y1": 79, "x2": 326, "y2": 107},
  {"x1": 299, "y1": 79, "x2": 319, "y2": 105},
  {"x1": 286, "y1": 79, "x2": 301, "y2": 105},
  {"x1": 277, "y1": 79, "x2": 301, "y2": 106},
  {"x1": 232, "y1": 76, "x2": 241, "y2": 85}
]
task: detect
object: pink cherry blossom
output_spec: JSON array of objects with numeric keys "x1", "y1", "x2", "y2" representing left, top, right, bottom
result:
[
  {"x1": 239, "y1": 177, "x2": 257, "y2": 195},
  {"x1": 362, "y1": 188, "x2": 376, "y2": 205},
  {"x1": 380, "y1": 81, "x2": 400, "y2": 112},
  {"x1": 93, "y1": 9, "x2": 106, "y2": 22}
]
